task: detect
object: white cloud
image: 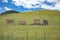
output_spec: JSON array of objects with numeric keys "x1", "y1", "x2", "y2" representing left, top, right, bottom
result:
[
  {"x1": 12, "y1": 0, "x2": 45, "y2": 8},
  {"x1": 53, "y1": 2, "x2": 60, "y2": 10},
  {"x1": 47, "y1": 0, "x2": 58, "y2": 3},
  {"x1": 41, "y1": 2, "x2": 60, "y2": 10},
  {"x1": 5, "y1": 7, "x2": 12, "y2": 10},
  {"x1": 41, "y1": 4, "x2": 56, "y2": 10},
  {"x1": 2, "y1": 0, "x2": 8, "y2": 3},
  {"x1": 12, "y1": 0, "x2": 60, "y2": 11}
]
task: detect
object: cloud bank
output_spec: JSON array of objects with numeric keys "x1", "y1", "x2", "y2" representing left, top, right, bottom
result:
[
  {"x1": 1, "y1": 0, "x2": 60, "y2": 11},
  {"x1": 11, "y1": 0, "x2": 60, "y2": 10}
]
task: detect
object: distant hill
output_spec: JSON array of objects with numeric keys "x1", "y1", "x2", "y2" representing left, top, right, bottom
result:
[{"x1": 1, "y1": 10, "x2": 19, "y2": 15}]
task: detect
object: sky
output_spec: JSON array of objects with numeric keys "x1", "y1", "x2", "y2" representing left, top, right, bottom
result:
[{"x1": 0, "y1": 0, "x2": 60, "y2": 14}]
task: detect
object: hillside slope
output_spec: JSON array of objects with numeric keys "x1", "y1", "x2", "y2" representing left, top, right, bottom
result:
[
  {"x1": 0, "y1": 10, "x2": 60, "y2": 26},
  {"x1": 0, "y1": 10, "x2": 60, "y2": 40}
]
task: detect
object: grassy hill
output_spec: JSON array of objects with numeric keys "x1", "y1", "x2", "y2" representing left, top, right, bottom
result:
[
  {"x1": 0, "y1": 10, "x2": 60, "y2": 40},
  {"x1": 0, "y1": 10, "x2": 60, "y2": 25}
]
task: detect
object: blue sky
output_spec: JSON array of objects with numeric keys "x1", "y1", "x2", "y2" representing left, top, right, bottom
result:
[{"x1": 0, "y1": 0, "x2": 60, "y2": 14}]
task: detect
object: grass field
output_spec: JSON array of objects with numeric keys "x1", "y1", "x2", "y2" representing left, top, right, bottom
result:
[{"x1": 0, "y1": 10, "x2": 60, "y2": 40}]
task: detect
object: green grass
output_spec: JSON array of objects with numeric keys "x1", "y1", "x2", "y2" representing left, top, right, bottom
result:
[{"x1": 0, "y1": 10, "x2": 60, "y2": 40}]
